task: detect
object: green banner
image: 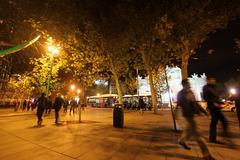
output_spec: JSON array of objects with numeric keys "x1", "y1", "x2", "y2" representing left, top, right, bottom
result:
[{"x1": 0, "y1": 35, "x2": 40, "y2": 57}]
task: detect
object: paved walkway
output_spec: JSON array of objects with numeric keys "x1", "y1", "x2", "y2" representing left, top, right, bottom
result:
[{"x1": 0, "y1": 108, "x2": 239, "y2": 160}]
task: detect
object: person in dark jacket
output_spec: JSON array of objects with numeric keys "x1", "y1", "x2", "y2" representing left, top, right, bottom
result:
[
  {"x1": 46, "y1": 96, "x2": 52, "y2": 114},
  {"x1": 177, "y1": 79, "x2": 214, "y2": 160},
  {"x1": 203, "y1": 77, "x2": 228, "y2": 144},
  {"x1": 69, "y1": 99, "x2": 77, "y2": 115},
  {"x1": 22, "y1": 100, "x2": 27, "y2": 111},
  {"x1": 138, "y1": 97, "x2": 145, "y2": 115},
  {"x1": 54, "y1": 94, "x2": 64, "y2": 124},
  {"x1": 63, "y1": 99, "x2": 69, "y2": 113},
  {"x1": 36, "y1": 93, "x2": 48, "y2": 126}
]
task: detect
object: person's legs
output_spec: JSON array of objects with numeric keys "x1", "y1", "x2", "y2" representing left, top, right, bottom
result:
[
  {"x1": 191, "y1": 121, "x2": 211, "y2": 157},
  {"x1": 45, "y1": 106, "x2": 48, "y2": 114},
  {"x1": 209, "y1": 110, "x2": 219, "y2": 142},
  {"x1": 55, "y1": 109, "x2": 59, "y2": 123},
  {"x1": 37, "y1": 112, "x2": 40, "y2": 125},
  {"x1": 37, "y1": 108, "x2": 44, "y2": 125},
  {"x1": 70, "y1": 106, "x2": 73, "y2": 115},
  {"x1": 236, "y1": 108, "x2": 240, "y2": 127},
  {"x1": 196, "y1": 137, "x2": 212, "y2": 158},
  {"x1": 179, "y1": 117, "x2": 193, "y2": 149},
  {"x1": 218, "y1": 111, "x2": 228, "y2": 137}
]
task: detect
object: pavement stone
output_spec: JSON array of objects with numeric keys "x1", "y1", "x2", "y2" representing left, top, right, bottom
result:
[{"x1": 0, "y1": 108, "x2": 239, "y2": 160}]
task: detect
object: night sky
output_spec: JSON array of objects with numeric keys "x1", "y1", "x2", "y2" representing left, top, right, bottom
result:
[{"x1": 189, "y1": 17, "x2": 240, "y2": 83}]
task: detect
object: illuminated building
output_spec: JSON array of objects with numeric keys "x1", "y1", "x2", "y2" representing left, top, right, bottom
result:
[{"x1": 138, "y1": 67, "x2": 207, "y2": 103}]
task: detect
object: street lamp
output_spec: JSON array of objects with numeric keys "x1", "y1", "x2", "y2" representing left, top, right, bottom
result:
[
  {"x1": 46, "y1": 41, "x2": 60, "y2": 97},
  {"x1": 230, "y1": 88, "x2": 236, "y2": 95},
  {"x1": 70, "y1": 84, "x2": 75, "y2": 91}
]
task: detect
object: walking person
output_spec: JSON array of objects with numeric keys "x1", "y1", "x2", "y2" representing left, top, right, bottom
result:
[
  {"x1": 177, "y1": 79, "x2": 214, "y2": 160},
  {"x1": 69, "y1": 99, "x2": 77, "y2": 115},
  {"x1": 203, "y1": 77, "x2": 229, "y2": 144},
  {"x1": 35, "y1": 93, "x2": 48, "y2": 126},
  {"x1": 138, "y1": 97, "x2": 145, "y2": 115},
  {"x1": 63, "y1": 99, "x2": 69, "y2": 113},
  {"x1": 27, "y1": 100, "x2": 31, "y2": 111},
  {"x1": 231, "y1": 87, "x2": 240, "y2": 128},
  {"x1": 53, "y1": 93, "x2": 64, "y2": 124},
  {"x1": 46, "y1": 96, "x2": 52, "y2": 114},
  {"x1": 22, "y1": 100, "x2": 27, "y2": 111}
]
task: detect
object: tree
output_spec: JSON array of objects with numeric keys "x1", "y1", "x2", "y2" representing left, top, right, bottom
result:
[
  {"x1": 152, "y1": 66, "x2": 169, "y2": 103},
  {"x1": 30, "y1": 49, "x2": 66, "y2": 96},
  {"x1": 80, "y1": 1, "x2": 141, "y2": 105},
  {"x1": 63, "y1": 29, "x2": 106, "y2": 105},
  {"x1": 130, "y1": 13, "x2": 174, "y2": 113},
  {"x1": 170, "y1": 0, "x2": 240, "y2": 79},
  {"x1": 8, "y1": 73, "x2": 33, "y2": 99}
]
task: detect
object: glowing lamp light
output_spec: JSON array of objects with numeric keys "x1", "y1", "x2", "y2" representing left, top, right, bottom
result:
[
  {"x1": 70, "y1": 84, "x2": 75, "y2": 91},
  {"x1": 61, "y1": 95, "x2": 64, "y2": 98},
  {"x1": 97, "y1": 93, "x2": 100, "y2": 97},
  {"x1": 230, "y1": 88, "x2": 236, "y2": 95},
  {"x1": 48, "y1": 45, "x2": 59, "y2": 54},
  {"x1": 77, "y1": 89, "x2": 81, "y2": 94}
]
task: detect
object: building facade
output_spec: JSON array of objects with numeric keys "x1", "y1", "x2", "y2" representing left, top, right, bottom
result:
[
  {"x1": 0, "y1": 57, "x2": 11, "y2": 99},
  {"x1": 138, "y1": 67, "x2": 207, "y2": 103}
]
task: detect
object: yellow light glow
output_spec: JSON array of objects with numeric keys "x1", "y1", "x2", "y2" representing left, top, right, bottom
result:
[
  {"x1": 70, "y1": 84, "x2": 75, "y2": 91},
  {"x1": 48, "y1": 46, "x2": 59, "y2": 54},
  {"x1": 230, "y1": 88, "x2": 236, "y2": 95},
  {"x1": 77, "y1": 89, "x2": 81, "y2": 94},
  {"x1": 97, "y1": 93, "x2": 100, "y2": 97}
]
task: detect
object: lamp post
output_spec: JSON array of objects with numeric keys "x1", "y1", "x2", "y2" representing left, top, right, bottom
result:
[
  {"x1": 70, "y1": 84, "x2": 75, "y2": 91},
  {"x1": 230, "y1": 88, "x2": 236, "y2": 95},
  {"x1": 46, "y1": 44, "x2": 59, "y2": 97},
  {"x1": 77, "y1": 89, "x2": 81, "y2": 123}
]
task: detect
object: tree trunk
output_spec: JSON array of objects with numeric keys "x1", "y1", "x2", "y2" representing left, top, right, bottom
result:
[
  {"x1": 181, "y1": 52, "x2": 190, "y2": 79},
  {"x1": 110, "y1": 59, "x2": 123, "y2": 105},
  {"x1": 113, "y1": 74, "x2": 123, "y2": 105},
  {"x1": 148, "y1": 69, "x2": 158, "y2": 114}
]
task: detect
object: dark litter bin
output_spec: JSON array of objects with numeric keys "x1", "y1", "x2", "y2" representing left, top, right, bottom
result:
[{"x1": 113, "y1": 104, "x2": 124, "y2": 128}]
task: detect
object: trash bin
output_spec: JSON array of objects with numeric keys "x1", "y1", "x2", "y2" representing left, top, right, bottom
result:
[{"x1": 113, "y1": 104, "x2": 124, "y2": 128}]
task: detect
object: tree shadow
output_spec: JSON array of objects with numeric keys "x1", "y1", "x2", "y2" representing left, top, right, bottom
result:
[
  {"x1": 163, "y1": 152, "x2": 199, "y2": 160},
  {"x1": 28, "y1": 125, "x2": 46, "y2": 129},
  {"x1": 61, "y1": 120, "x2": 103, "y2": 125}
]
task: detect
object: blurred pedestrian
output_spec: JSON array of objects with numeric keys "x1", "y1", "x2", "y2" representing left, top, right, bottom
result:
[
  {"x1": 69, "y1": 99, "x2": 77, "y2": 115},
  {"x1": 138, "y1": 97, "x2": 145, "y2": 115},
  {"x1": 63, "y1": 99, "x2": 69, "y2": 113},
  {"x1": 27, "y1": 100, "x2": 31, "y2": 111},
  {"x1": 46, "y1": 96, "x2": 52, "y2": 114},
  {"x1": 230, "y1": 87, "x2": 240, "y2": 128},
  {"x1": 22, "y1": 100, "x2": 27, "y2": 111},
  {"x1": 53, "y1": 93, "x2": 64, "y2": 124},
  {"x1": 177, "y1": 79, "x2": 214, "y2": 160},
  {"x1": 203, "y1": 77, "x2": 228, "y2": 144},
  {"x1": 35, "y1": 93, "x2": 48, "y2": 126}
]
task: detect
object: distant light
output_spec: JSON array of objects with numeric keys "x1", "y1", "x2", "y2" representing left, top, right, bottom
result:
[
  {"x1": 48, "y1": 46, "x2": 59, "y2": 54},
  {"x1": 75, "y1": 97, "x2": 80, "y2": 103},
  {"x1": 97, "y1": 93, "x2": 100, "y2": 97},
  {"x1": 230, "y1": 88, "x2": 236, "y2": 95},
  {"x1": 77, "y1": 89, "x2": 81, "y2": 94},
  {"x1": 70, "y1": 84, "x2": 75, "y2": 91},
  {"x1": 95, "y1": 80, "x2": 101, "y2": 85},
  {"x1": 61, "y1": 95, "x2": 64, "y2": 98}
]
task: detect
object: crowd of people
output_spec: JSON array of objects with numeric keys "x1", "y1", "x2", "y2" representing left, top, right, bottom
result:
[
  {"x1": 123, "y1": 99, "x2": 152, "y2": 111},
  {"x1": 33, "y1": 93, "x2": 83, "y2": 125}
]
